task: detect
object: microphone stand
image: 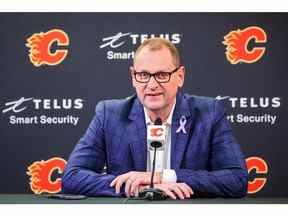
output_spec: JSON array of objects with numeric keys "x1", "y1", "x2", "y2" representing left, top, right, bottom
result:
[{"x1": 139, "y1": 141, "x2": 167, "y2": 200}]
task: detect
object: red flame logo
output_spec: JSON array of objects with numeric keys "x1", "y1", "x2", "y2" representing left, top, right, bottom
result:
[
  {"x1": 27, "y1": 157, "x2": 67, "y2": 194},
  {"x1": 26, "y1": 29, "x2": 69, "y2": 67},
  {"x1": 246, "y1": 157, "x2": 268, "y2": 194},
  {"x1": 223, "y1": 26, "x2": 267, "y2": 64}
]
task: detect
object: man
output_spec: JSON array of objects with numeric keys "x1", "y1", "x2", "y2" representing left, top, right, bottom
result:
[{"x1": 62, "y1": 38, "x2": 248, "y2": 199}]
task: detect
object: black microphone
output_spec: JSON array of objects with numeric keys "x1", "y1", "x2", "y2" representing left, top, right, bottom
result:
[
  {"x1": 154, "y1": 117, "x2": 162, "y2": 125},
  {"x1": 139, "y1": 117, "x2": 167, "y2": 200}
]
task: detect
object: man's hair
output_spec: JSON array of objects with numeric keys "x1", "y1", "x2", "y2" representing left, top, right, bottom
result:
[{"x1": 133, "y1": 37, "x2": 180, "y2": 67}]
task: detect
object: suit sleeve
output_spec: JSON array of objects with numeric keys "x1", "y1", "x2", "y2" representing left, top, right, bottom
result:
[
  {"x1": 62, "y1": 101, "x2": 122, "y2": 197},
  {"x1": 175, "y1": 100, "x2": 248, "y2": 198}
]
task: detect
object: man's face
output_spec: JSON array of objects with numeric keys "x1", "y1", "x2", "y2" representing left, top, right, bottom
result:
[{"x1": 131, "y1": 47, "x2": 185, "y2": 113}]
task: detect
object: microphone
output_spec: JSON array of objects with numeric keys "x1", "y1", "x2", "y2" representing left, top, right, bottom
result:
[{"x1": 139, "y1": 117, "x2": 167, "y2": 200}]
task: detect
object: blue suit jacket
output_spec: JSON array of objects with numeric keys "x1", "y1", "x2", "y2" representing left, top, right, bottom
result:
[{"x1": 62, "y1": 92, "x2": 248, "y2": 198}]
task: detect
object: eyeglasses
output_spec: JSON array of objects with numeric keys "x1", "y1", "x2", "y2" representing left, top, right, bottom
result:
[{"x1": 133, "y1": 67, "x2": 180, "y2": 83}]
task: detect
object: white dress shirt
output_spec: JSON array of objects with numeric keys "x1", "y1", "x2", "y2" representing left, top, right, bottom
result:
[{"x1": 144, "y1": 101, "x2": 177, "y2": 183}]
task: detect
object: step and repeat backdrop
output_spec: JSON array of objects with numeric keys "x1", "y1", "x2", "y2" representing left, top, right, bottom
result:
[{"x1": 0, "y1": 13, "x2": 287, "y2": 197}]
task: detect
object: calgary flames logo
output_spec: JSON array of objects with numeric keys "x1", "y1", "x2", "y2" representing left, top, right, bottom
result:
[
  {"x1": 150, "y1": 128, "x2": 164, "y2": 137},
  {"x1": 246, "y1": 157, "x2": 268, "y2": 194},
  {"x1": 26, "y1": 29, "x2": 69, "y2": 67},
  {"x1": 223, "y1": 26, "x2": 267, "y2": 64},
  {"x1": 27, "y1": 157, "x2": 67, "y2": 194}
]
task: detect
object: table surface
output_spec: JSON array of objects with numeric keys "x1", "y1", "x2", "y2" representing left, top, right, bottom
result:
[{"x1": 0, "y1": 194, "x2": 288, "y2": 204}]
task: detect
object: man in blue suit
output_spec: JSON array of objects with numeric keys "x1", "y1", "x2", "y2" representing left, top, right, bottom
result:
[{"x1": 62, "y1": 38, "x2": 248, "y2": 199}]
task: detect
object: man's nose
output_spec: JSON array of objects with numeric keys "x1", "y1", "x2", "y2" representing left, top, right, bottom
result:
[{"x1": 146, "y1": 76, "x2": 159, "y2": 89}]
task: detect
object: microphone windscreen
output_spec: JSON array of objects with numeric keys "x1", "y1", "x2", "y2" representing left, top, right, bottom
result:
[{"x1": 154, "y1": 117, "x2": 162, "y2": 125}]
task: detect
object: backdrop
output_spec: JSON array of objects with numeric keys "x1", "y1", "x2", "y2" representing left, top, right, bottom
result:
[{"x1": 0, "y1": 13, "x2": 286, "y2": 197}]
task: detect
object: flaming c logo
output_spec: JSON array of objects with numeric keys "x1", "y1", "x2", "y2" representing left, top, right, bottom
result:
[
  {"x1": 27, "y1": 157, "x2": 67, "y2": 194},
  {"x1": 223, "y1": 26, "x2": 267, "y2": 64},
  {"x1": 26, "y1": 29, "x2": 69, "y2": 67},
  {"x1": 150, "y1": 128, "x2": 164, "y2": 137},
  {"x1": 246, "y1": 157, "x2": 268, "y2": 194}
]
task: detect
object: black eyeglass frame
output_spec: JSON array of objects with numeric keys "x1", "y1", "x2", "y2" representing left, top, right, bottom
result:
[{"x1": 133, "y1": 66, "x2": 180, "y2": 83}]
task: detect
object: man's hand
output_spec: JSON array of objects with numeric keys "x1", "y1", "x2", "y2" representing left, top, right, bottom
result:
[
  {"x1": 110, "y1": 171, "x2": 162, "y2": 197},
  {"x1": 139, "y1": 182, "x2": 193, "y2": 200}
]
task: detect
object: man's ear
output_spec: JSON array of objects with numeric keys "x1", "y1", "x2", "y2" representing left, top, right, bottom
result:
[
  {"x1": 177, "y1": 66, "x2": 186, "y2": 88},
  {"x1": 130, "y1": 66, "x2": 136, "y2": 88}
]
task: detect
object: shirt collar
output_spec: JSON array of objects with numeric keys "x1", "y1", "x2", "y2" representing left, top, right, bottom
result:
[{"x1": 143, "y1": 99, "x2": 176, "y2": 126}]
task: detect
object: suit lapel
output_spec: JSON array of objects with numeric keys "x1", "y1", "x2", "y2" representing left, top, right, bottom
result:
[
  {"x1": 127, "y1": 97, "x2": 147, "y2": 171},
  {"x1": 171, "y1": 92, "x2": 194, "y2": 170}
]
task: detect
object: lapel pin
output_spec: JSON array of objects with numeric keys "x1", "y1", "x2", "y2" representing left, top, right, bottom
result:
[{"x1": 176, "y1": 115, "x2": 187, "y2": 134}]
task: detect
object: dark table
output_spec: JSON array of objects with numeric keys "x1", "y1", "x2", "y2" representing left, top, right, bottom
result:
[{"x1": 1, "y1": 194, "x2": 288, "y2": 204}]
